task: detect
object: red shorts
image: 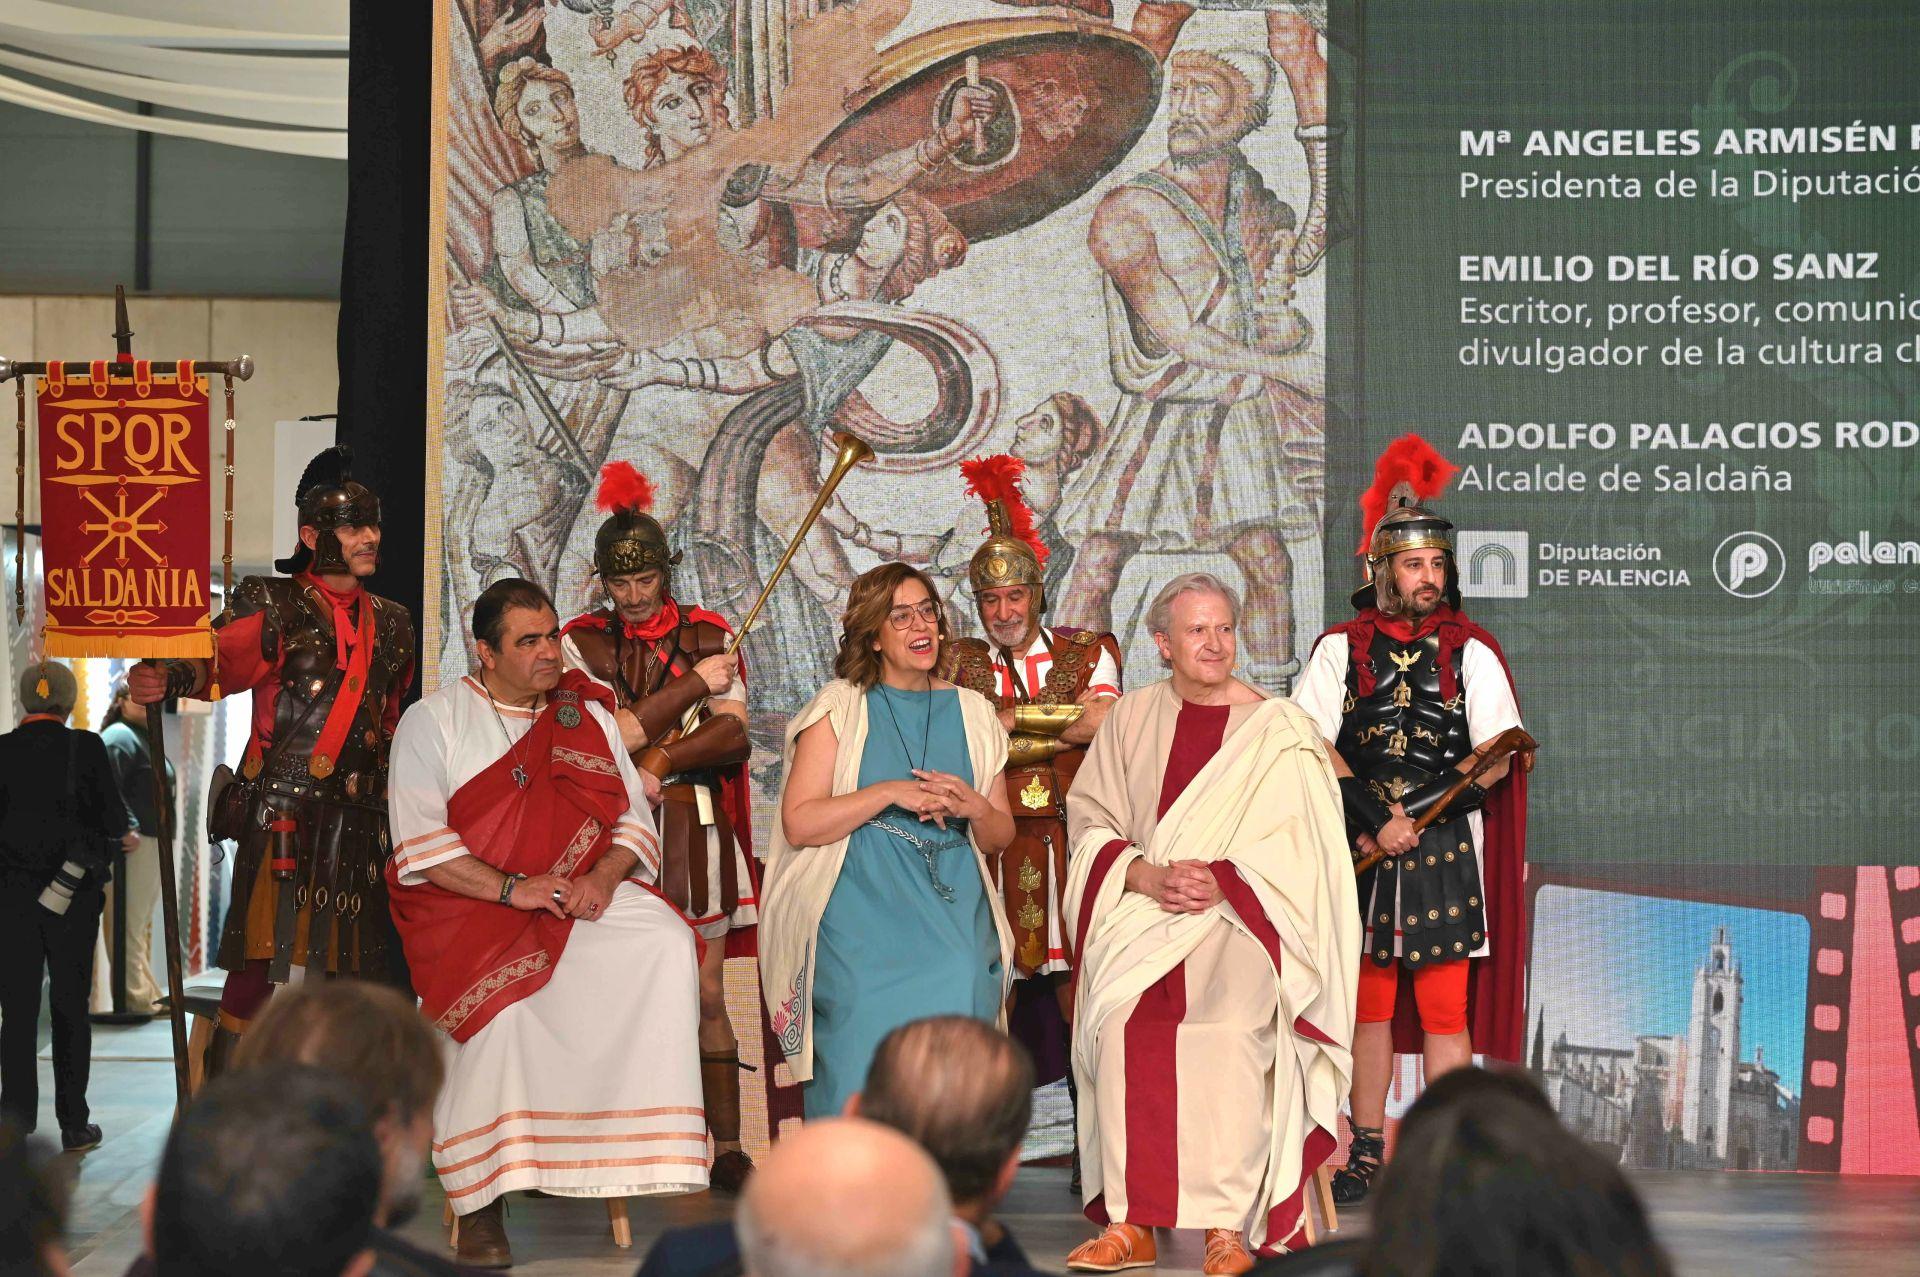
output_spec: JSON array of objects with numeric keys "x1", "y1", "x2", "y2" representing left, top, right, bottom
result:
[{"x1": 1355, "y1": 955, "x2": 1469, "y2": 1036}]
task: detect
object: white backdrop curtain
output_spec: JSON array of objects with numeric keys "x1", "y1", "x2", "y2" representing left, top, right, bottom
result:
[{"x1": 0, "y1": 0, "x2": 346, "y2": 157}]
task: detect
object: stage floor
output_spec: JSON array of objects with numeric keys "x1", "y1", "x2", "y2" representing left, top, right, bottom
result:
[{"x1": 57, "y1": 1023, "x2": 1920, "y2": 1275}]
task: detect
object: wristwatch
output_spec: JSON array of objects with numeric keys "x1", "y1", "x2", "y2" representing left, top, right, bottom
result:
[{"x1": 499, "y1": 872, "x2": 526, "y2": 906}]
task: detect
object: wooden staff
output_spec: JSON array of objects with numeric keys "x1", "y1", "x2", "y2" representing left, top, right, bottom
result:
[
  {"x1": 1353, "y1": 727, "x2": 1538, "y2": 876},
  {"x1": 143, "y1": 698, "x2": 191, "y2": 1109}
]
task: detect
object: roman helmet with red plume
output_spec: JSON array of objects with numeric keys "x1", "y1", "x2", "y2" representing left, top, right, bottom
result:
[
  {"x1": 1352, "y1": 433, "x2": 1460, "y2": 611},
  {"x1": 592, "y1": 460, "x2": 679, "y2": 579},
  {"x1": 961, "y1": 454, "x2": 1049, "y2": 614}
]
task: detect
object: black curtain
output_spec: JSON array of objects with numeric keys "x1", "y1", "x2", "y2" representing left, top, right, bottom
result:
[{"x1": 337, "y1": 0, "x2": 430, "y2": 674}]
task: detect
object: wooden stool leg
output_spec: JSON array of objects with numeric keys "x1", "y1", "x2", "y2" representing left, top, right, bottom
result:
[
  {"x1": 186, "y1": 1017, "x2": 214, "y2": 1096},
  {"x1": 1312, "y1": 1164, "x2": 1340, "y2": 1235},
  {"x1": 608, "y1": 1197, "x2": 632, "y2": 1248},
  {"x1": 445, "y1": 1200, "x2": 459, "y2": 1251}
]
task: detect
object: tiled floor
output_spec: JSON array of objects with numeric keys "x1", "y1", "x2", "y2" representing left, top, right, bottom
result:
[{"x1": 61, "y1": 1022, "x2": 1920, "y2": 1275}]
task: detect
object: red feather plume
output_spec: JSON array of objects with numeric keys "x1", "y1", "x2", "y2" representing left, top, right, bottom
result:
[
  {"x1": 1357, "y1": 434, "x2": 1456, "y2": 554},
  {"x1": 961, "y1": 454, "x2": 1049, "y2": 568},
  {"x1": 595, "y1": 461, "x2": 656, "y2": 515}
]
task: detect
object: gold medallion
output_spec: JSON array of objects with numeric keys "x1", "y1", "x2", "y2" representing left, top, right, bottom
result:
[{"x1": 1018, "y1": 775, "x2": 1050, "y2": 810}]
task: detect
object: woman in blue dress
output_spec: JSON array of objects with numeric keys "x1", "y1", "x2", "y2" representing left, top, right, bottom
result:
[{"x1": 760, "y1": 563, "x2": 1015, "y2": 1117}]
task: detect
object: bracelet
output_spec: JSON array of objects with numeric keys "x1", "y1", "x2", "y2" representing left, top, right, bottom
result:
[{"x1": 499, "y1": 872, "x2": 525, "y2": 906}]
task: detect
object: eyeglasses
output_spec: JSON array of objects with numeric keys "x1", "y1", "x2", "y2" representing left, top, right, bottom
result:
[{"x1": 886, "y1": 601, "x2": 941, "y2": 630}]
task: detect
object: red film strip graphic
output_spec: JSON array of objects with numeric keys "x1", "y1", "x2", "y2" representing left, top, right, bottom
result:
[{"x1": 1798, "y1": 866, "x2": 1920, "y2": 1174}]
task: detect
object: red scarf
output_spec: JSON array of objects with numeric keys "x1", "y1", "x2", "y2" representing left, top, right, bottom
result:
[
  {"x1": 298, "y1": 572, "x2": 364, "y2": 670},
  {"x1": 1310, "y1": 606, "x2": 1532, "y2": 1064},
  {"x1": 386, "y1": 670, "x2": 629, "y2": 1042}
]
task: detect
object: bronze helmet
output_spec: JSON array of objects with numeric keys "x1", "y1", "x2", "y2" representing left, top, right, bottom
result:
[
  {"x1": 592, "y1": 461, "x2": 678, "y2": 580},
  {"x1": 968, "y1": 504, "x2": 1046, "y2": 614},
  {"x1": 1352, "y1": 488, "x2": 1460, "y2": 611},
  {"x1": 960, "y1": 455, "x2": 1048, "y2": 621},
  {"x1": 277, "y1": 445, "x2": 380, "y2": 575}
]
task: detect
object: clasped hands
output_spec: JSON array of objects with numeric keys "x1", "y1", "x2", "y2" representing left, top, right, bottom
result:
[
  {"x1": 508, "y1": 861, "x2": 621, "y2": 922},
  {"x1": 1128, "y1": 858, "x2": 1225, "y2": 914},
  {"x1": 884, "y1": 770, "x2": 989, "y2": 830}
]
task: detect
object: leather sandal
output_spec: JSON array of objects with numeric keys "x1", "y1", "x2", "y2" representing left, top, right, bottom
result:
[
  {"x1": 1203, "y1": 1228, "x2": 1256, "y2": 1275},
  {"x1": 1065, "y1": 1222, "x2": 1157, "y2": 1272},
  {"x1": 1331, "y1": 1121, "x2": 1386, "y2": 1204}
]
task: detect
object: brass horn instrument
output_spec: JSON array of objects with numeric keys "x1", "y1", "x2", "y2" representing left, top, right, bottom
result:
[
  {"x1": 725, "y1": 428, "x2": 873, "y2": 659},
  {"x1": 674, "y1": 429, "x2": 873, "y2": 733}
]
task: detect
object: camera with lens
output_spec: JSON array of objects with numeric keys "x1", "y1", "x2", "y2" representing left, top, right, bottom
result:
[
  {"x1": 37, "y1": 834, "x2": 115, "y2": 916},
  {"x1": 37, "y1": 860, "x2": 90, "y2": 915}
]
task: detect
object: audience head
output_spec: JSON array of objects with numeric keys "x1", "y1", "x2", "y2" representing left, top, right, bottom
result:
[
  {"x1": 145, "y1": 1066, "x2": 382, "y2": 1277},
  {"x1": 835, "y1": 562, "x2": 948, "y2": 688},
  {"x1": 0, "y1": 1124, "x2": 70, "y2": 1276},
  {"x1": 851, "y1": 1016, "x2": 1034, "y2": 1218},
  {"x1": 17, "y1": 662, "x2": 77, "y2": 721},
  {"x1": 738, "y1": 1117, "x2": 961, "y2": 1277},
  {"x1": 234, "y1": 981, "x2": 445, "y2": 1226},
  {"x1": 1361, "y1": 1068, "x2": 1673, "y2": 1277}
]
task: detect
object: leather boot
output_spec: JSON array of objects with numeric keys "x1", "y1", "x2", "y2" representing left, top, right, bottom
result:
[
  {"x1": 700, "y1": 1050, "x2": 754, "y2": 1193},
  {"x1": 456, "y1": 1197, "x2": 512, "y2": 1269},
  {"x1": 202, "y1": 1026, "x2": 243, "y2": 1085}
]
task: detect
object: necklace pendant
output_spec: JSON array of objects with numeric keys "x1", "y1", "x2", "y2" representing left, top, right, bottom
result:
[{"x1": 511, "y1": 765, "x2": 529, "y2": 790}]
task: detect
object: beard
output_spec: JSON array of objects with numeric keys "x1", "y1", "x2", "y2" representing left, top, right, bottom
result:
[
  {"x1": 987, "y1": 618, "x2": 1033, "y2": 649},
  {"x1": 1168, "y1": 116, "x2": 1251, "y2": 168},
  {"x1": 1395, "y1": 583, "x2": 1443, "y2": 619},
  {"x1": 1380, "y1": 579, "x2": 1444, "y2": 619}
]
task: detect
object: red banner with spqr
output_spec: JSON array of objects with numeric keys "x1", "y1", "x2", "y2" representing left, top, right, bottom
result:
[{"x1": 36, "y1": 362, "x2": 213, "y2": 659}]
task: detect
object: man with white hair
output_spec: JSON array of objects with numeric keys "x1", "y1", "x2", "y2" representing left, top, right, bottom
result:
[
  {"x1": 1063, "y1": 574, "x2": 1356, "y2": 1273},
  {"x1": 738, "y1": 1117, "x2": 963, "y2": 1277},
  {"x1": 1057, "y1": 48, "x2": 1323, "y2": 695}
]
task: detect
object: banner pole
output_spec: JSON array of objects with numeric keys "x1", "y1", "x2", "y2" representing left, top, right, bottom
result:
[{"x1": 144, "y1": 700, "x2": 192, "y2": 1109}]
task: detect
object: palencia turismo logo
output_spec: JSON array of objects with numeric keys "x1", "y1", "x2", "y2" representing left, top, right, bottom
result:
[{"x1": 1807, "y1": 532, "x2": 1920, "y2": 573}]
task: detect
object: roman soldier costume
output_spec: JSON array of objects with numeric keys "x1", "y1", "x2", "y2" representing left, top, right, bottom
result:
[
  {"x1": 163, "y1": 446, "x2": 415, "y2": 1069},
  {"x1": 559, "y1": 462, "x2": 759, "y2": 1188},
  {"x1": 1295, "y1": 434, "x2": 1530, "y2": 1204},
  {"x1": 944, "y1": 456, "x2": 1123, "y2": 982}
]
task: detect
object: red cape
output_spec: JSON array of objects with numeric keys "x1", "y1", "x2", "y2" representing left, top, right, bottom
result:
[{"x1": 1314, "y1": 609, "x2": 1530, "y2": 1063}]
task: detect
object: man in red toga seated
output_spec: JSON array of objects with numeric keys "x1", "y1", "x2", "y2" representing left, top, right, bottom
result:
[{"x1": 386, "y1": 578, "x2": 705, "y2": 1268}]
